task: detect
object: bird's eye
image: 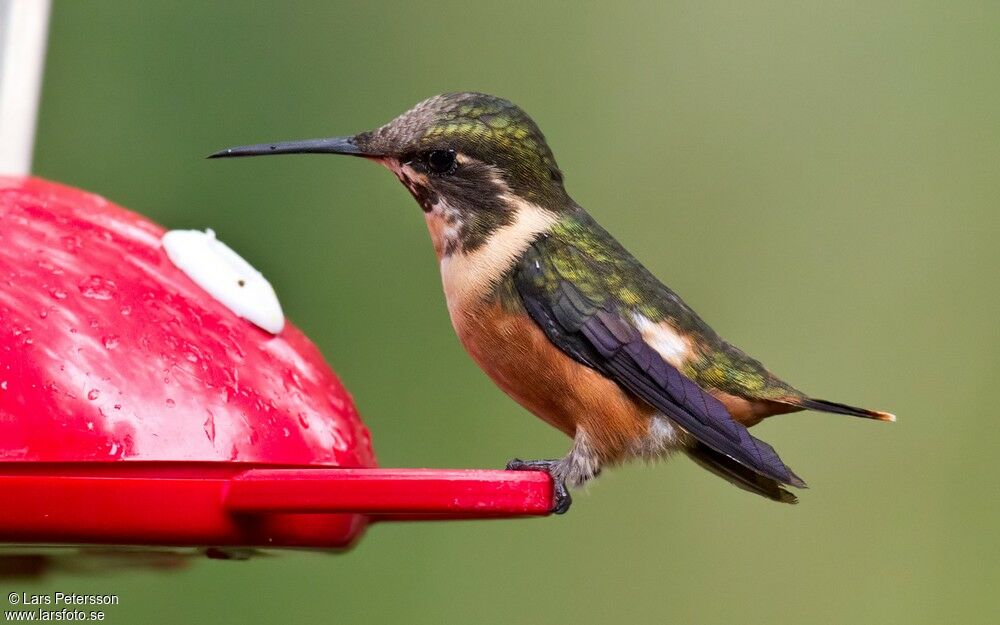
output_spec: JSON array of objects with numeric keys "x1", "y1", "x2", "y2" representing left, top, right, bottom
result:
[{"x1": 426, "y1": 149, "x2": 457, "y2": 174}]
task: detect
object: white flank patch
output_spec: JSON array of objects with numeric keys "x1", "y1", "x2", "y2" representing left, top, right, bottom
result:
[
  {"x1": 162, "y1": 229, "x2": 285, "y2": 334},
  {"x1": 631, "y1": 313, "x2": 691, "y2": 368},
  {"x1": 630, "y1": 415, "x2": 684, "y2": 460}
]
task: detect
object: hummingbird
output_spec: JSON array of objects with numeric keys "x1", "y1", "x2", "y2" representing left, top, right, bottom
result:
[{"x1": 210, "y1": 92, "x2": 894, "y2": 513}]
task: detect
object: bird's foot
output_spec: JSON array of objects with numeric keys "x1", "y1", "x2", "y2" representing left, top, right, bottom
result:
[{"x1": 505, "y1": 458, "x2": 572, "y2": 515}]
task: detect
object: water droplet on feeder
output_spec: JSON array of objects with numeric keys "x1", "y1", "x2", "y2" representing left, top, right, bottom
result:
[
  {"x1": 60, "y1": 235, "x2": 82, "y2": 253},
  {"x1": 79, "y1": 275, "x2": 117, "y2": 300}
]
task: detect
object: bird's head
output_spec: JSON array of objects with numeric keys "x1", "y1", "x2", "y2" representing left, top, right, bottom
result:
[{"x1": 211, "y1": 92, "x2": 572, "y2": 256}]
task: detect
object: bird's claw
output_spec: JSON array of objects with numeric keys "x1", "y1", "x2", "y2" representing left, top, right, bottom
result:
[{"x1": 505, "y1": 458, "x2": 572, "y2": 515}]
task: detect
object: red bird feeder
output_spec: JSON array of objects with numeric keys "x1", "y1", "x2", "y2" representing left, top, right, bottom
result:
[{"x1": 0, "y1": 177, "x2": 552, "y2": 561}]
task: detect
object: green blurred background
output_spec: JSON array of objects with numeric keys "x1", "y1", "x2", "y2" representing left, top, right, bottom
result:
[{"x1": 15, "y1": 1, "x2": 1000, "y2": 623}]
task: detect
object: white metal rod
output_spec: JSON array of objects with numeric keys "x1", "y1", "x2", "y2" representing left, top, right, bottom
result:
[{"x1": 0, "y1": 0, "x2": 51, "y2": 175}]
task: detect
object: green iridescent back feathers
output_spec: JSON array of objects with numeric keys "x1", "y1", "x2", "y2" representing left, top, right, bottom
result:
[{"x1": 498, "y1": 209, "x2": 802, "y2": 403}]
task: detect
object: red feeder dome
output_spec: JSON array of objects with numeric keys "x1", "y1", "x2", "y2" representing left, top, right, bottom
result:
[{"x1": 0, "y1": 177, "x2": 552, "y2": 561}]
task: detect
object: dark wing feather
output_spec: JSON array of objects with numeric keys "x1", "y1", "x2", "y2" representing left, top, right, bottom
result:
[{"x1": 515, "y1": 244, "x2": 805, "y2": 488}]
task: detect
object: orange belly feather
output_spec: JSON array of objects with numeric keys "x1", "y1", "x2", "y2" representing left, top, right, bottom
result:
[{"x1": 451, "y1": 298, "x2": 656, "y2": 462}]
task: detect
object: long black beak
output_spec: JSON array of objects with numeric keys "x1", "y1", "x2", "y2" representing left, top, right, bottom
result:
[{"x1": 207, "y1": 135, "x2": 377, "y2": 159}]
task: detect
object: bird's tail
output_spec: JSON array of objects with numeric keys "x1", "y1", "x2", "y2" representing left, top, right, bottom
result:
[
  {"x1": 686, "y1": 442, "x2": 799, "y2": 504},
  {"x1": 790, "y1": 397, "x2": 896, "y2": 422}
]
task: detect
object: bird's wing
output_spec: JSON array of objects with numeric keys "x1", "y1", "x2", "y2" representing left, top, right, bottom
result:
[{"x1": 513, "y1": 238, "x2": 805, "y2": 488}]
